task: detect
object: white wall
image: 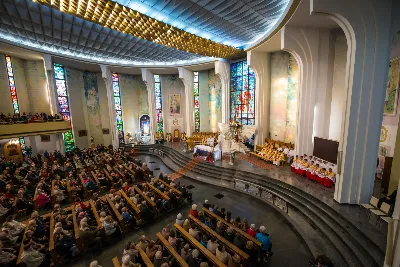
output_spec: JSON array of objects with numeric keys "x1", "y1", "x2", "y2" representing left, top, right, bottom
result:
[
  {"x1": 119, "y1": 74, "x2": 148, "y2": 139},
  {"x1": 65, "y1": 67, "x2": 90, "y2": 149},
  {"x1": 161, "y1": 75, "x2": 186, "y2": 135},
  {"x1": 328, "y1": 31, "x2": 347, "y2": 141}
]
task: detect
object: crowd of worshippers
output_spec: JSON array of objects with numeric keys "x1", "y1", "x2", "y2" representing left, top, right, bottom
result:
[
  {"x1": 89, "y1": 201, "x2": 272, "y2": 267},
  {"x1": 291, "y1": 154, "x2": 337, "y2": 187},
  {"x1": 0, "y1": 112, "x2": 65, "y2": 124},
  {"x1": 0, "y1": 208, "x2": 78, "y2": 267},
  {"x1": 191, "y1": 201, "x2": 273, "y2": 265},
  {"x1": 0, "y1": 144, "x2": 156, "y2": 219}
]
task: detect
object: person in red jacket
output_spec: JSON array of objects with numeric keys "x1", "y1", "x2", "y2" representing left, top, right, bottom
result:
[
  {"x1": 189, "y1": 204, "x2": 199, "y2": 218},
  {"x1": 247, "y1": 224, "x2": 257, "y2": 238},
  {"x1": 35, "y1": 189, "x2": 50, "y2": 209}
]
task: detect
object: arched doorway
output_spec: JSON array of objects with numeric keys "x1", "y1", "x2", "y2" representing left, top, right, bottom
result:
[{"x1": 140, "y1": 114, "x2": 150, "y2": 136}]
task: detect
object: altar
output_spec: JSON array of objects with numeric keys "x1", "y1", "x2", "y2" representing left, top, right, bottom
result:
[{"x1": 193, "y1": 145, "x2": 222, "y2": 161}]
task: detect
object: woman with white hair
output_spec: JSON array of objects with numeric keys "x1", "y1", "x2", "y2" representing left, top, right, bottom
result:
[
  {"x1": 247, "y1": 224, "x2": 257, "y2": 238},
  {"x1": 89, "y1": 260, "x2": 102, "y2": 267},
  {"x1": 182, "y1": 219, "x2": 190, "y2": 232},
  {"x1": 188, "y1": 249, "x2": 202, "y2": 267},
  {"x1": 121, "y1": 254, "x2": 141, "y2": 267},
  {"x1": 102, "y1": 215, "x2": 117, "y2": 236},
  {"x1": 189, "y1": 204, "x2": 199, "y2": 218},
  {"x1": 176, "y1": 213, "x2": 184, "y2": 226}
]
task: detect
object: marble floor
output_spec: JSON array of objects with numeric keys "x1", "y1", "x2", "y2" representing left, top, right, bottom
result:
[{"x1": 69, "y1": 155, "x2": 314, "y2": 267}]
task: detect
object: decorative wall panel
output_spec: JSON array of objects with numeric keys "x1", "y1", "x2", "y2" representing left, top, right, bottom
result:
[{"x1": 83, "y1": 71, "x2": 103, "y2": 144}]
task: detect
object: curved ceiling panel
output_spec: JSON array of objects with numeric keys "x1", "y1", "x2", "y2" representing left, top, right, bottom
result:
[
  {"x1": 122, "y1": 0, "x2": 291, "y2": 48},
  {"x1": 0, "y1": 0, "x2": 213, "y2": 65}
]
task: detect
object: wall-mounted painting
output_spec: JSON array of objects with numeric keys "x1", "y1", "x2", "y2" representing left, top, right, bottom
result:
[
  {"x1": 384, "y1": 59, "x2": 400, "y2": 116},
  {"x1": 102, "y1": 128, "x2": 110, "y2": 135},
  {"x1": 78, "y1": 130, "x2": 87, "y2": 137},
  {"x1": 169, "y1": 94, "x2": 181, "y2": 116},
  {"x1": 41, "y1": 135, "x2": 50, "y2": 142}
]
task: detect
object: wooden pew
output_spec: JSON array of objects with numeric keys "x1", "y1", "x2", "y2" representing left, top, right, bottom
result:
[
  {"x1": 112, "y1": 257, "x2": 122, "y2": 267},
  {"x1": 188, "y1": 215, "x2": 249, "y2": 261},
  {"x1": 89, "y1": 199, "x2": 105, "y2": 236},
  {"x1": 119, "y1": 189, "x2": 140, "y2": 216},
  {"x1": 113, "y1": 167, "x2": 126, "y2": 181},
  {"x1": 51, "y1": 180, "x2": 56, "y2": 206},
  {"x1": 66, "y1": 177, "x2": 73, "y2": 202},
  {"x1": 49, "y1": 213, "x2": 57, "y2": 263},
  {"x1": 104, "y1": 196, "x2": 125, "y2": 233},
  {"x1": 103, "y1": 169, "x2": 115, "y2": 188},
  {"x1": 123, "y1": 164, "x2": 136, "y2": 177},
  {"x1": 72, "y1": 204, "x2": 81, "y2": 250},
  {"x1": 90, "y1": 171, "x2": 102, "y2": 187},
  {"x1": 174, "y1": 223, "x2": 227, "y2": 267},
  {"x1": 139, "y1": 247, "x2": 154, "y2": 267},
  {"x1": 148, "y1": 183, "x2": 170, "y2": 201},
  {"x1": 133, "y1": 185, "x2": 156, "y2": 212},
  {"x1": 78, "y1": 174, "x2": 88, "y2": 198},
  {"x1": 202, "y1": 208, "x2": 262, "y2": 247},
  {"x1": 156, "y1": 179, "x2": 182, "y2": 196},
  {"x1": 156, "y1": 232, "x2": 189, "y2": 267}
]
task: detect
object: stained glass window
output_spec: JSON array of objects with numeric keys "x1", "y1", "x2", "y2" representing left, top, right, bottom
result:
[
  {"x1": 54, "y1": 63, "x2": 75, "y2": 152},
  {"x1": 5, "y1": 55, "x2": 25, "y2": 150},
  {"x1": 5, "y1": 56, "x2": 20, "y2": 114},
  {"x1": 230, "y1": 60, "x2": 256, "y2": 125},
  {"x1": 112, "y1": 73, "x2": 125, "y2": 144},
  {"x1": 154, "y1": 75, "x2": 163, "y2": 137},
  {"x1": 194, "y1": 72, "x2": 200, "y2": 132}
]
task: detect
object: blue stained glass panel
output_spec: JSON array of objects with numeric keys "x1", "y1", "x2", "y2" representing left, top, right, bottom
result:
[
  {"x1": 54, "y1": 64, "x2": 66, "y2": 79},
  {"x1": 229, "y1": 60, "x2": 256, "y2": 125},
  {"x1": 113, "y1": 83, "x2": 120, "y2": 96},
  {"x1": 154, "y1": 75, "x2": 160, "y2": 82},
  {"x1": 56, "y1": 80, "x2": 67, "y2": 96}
]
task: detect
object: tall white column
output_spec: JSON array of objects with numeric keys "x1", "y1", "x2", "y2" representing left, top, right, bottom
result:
[
  {"x1": 178, "y1": 68, "x2": 194, "y2": 136},
  {"x1": 215, "y1": 60, "x2": 230, "y2": 124},
  {"x1": 42, "y1": 54, "x2": 65, "y2": 155},
  {"x1": 247, "y1": 51, "x2": 271, "y2": 147},
  {"x1": 100, "y1": 65, "x2": 119, "y2": 149},
  {"x1": 281, "y1": 27, "x2": 320, "y2": 156},
  {"x1": 141, "y1": 69, "x2": 156, "y2": 144},
  {"x1": 311, "y1": 0, "x2": 393, "y2": 204}
]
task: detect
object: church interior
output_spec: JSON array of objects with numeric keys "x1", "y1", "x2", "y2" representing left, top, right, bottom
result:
[{"x1": 0, "y1": 0, "x2": 399, "y2": 266}]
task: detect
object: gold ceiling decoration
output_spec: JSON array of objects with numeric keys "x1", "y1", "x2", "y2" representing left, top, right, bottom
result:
[{"x1": 32, "y1": 0, "x2": 242, "y2": 58}]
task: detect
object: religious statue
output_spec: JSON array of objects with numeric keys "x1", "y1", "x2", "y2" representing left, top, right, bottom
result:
[{"x1": 218, "y1": 121, "x2": 257, "y2": 165}]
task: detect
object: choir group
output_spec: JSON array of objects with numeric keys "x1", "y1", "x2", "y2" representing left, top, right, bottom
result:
[{"x1": 290, "y1": 155, "x2": 336, "y2": 188}]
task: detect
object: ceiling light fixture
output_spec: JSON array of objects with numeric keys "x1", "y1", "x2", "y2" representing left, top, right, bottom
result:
[{"x1": 31, "y1": 0, "x2": 242, "y2": 58}]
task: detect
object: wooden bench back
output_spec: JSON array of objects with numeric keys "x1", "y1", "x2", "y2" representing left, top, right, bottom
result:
[
  {"x1": 112, "y1": 257, "x2": 122, "y2": 267},
  {"x1": 119, "y1": 189, "x2": 140, "y2": 215},
  {"x1": 156, "y1": 179, "x2": 182, "y2": 195},
  {"x1": 202, "y1": 207, "x2": 262, "y2": 247},
  {"x1": 104, "y1": 196, "x2": 125, "y2": 233},
  {"x1": 174, "y1": 223, "x2": 227, "y2": 267},
  {"x1": 188, "y1": 215, "x2": 249, "y2": 260},
  {"x1": 139, "y1": 247, "x2": 154, "y2": 267},
  {"x1": 148, "y1": 183, "x2": 170, "y2": 201},
  {"x1": 133, "y1": 185, "x2": 156, "y2": 208},
  {"x1": 156, "y1": 232, "x2": 189, "y2": 267},
  {"x1": 71, "y1": 204, "x2": 81, "y2": 249}
]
